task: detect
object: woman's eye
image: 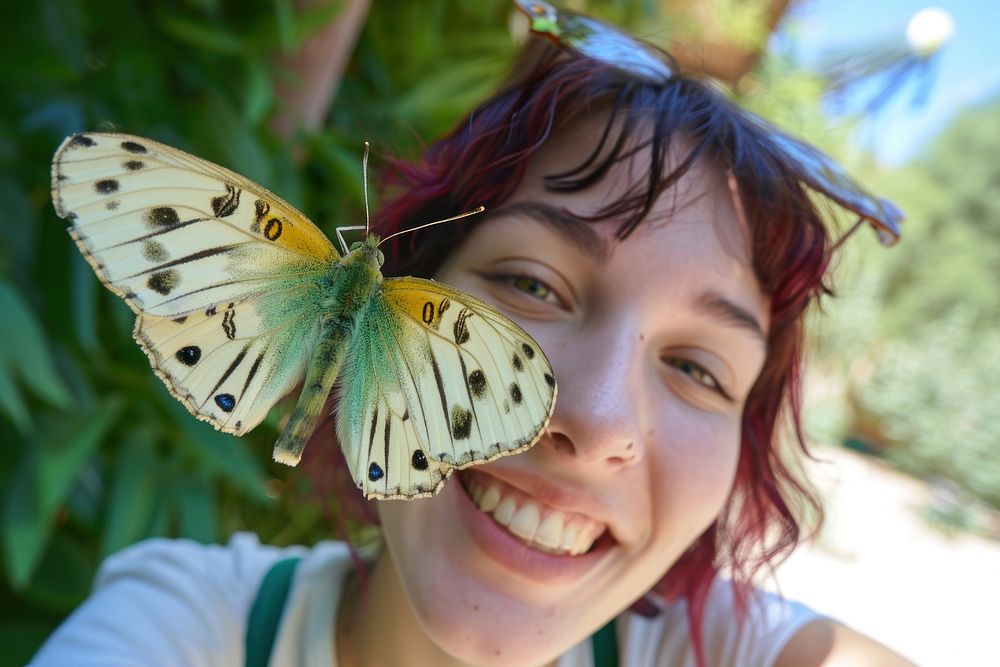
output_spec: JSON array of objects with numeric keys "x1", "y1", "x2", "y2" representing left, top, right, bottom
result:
[
  {"x1": 665, "y1": 358, "x2": 731, "y2": 399},
  {"x1": 508, "y1": 276, "x2": 556, "y2": 302}
]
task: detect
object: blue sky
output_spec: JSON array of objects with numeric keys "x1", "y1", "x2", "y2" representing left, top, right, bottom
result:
[{"x1": 779, "y1": 0, "x2": 1000, "y2": 165}]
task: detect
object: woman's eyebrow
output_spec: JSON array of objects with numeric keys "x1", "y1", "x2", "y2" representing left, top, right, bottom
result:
[
  {"x1": 694, "y1": 290, "x2": 767, "y2": 344},
  {"x1": 491, "y1": 201, "x2": 610, "y2": 262}
]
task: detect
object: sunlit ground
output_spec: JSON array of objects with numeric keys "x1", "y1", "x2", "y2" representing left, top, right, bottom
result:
[{"x1": 770, "y1": 444, "x2": 999, "y2": 666}]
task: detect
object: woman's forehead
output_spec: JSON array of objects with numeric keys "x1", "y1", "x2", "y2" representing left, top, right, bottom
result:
[
  {"x1": 512, "y1": 111, "x2": 750, "y2": 258},
  {"x1": 519, "y1": 111, "x2": 729, "y2": 207}
]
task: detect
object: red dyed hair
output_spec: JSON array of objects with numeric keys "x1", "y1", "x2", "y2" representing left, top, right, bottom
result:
[{"x1": 305, "y1": 39, "x2": 830, "y2": 665}]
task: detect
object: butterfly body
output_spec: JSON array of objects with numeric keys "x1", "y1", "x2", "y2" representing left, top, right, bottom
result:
[{"x1": 52, "y1": 132, "x2": 557, "y2": 499}]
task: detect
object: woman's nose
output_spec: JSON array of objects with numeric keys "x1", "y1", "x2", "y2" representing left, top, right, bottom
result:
[{"x1": 541, "y1": 324, "x2": 644, "y2": 469}]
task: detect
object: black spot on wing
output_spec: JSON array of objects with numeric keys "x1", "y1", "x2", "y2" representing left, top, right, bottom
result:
[
  {"x1": 143, "y1": 207, "x2": 180, "y2": 229},
  {"x1": 264, "y1": 218, "x2": 283, "y2": 241},
  {"x1": 123, "y1": 160, "x2": 145, "y2": 171},
  {"x1": 211, "y1": 182, "x2": 240, "y2": 218},
  {"x1": 222, "y1": 306, "x2": 236, "y2": 340},
  {"x1": 451, "y1": 405, "x2": 472, "y2": 440},
  {"x1": 521, "y1": 343, "x2": 536, "y2": 359},
  {"x1": 95, "y1": 179, "x2": 119, "y2": 194},
  {"x1": 468, "y1": 370, "x2": 487, "y2": 398},
  {"x1": 147, "y1": 269, "x2": 179, "y2": 295},
  {"x1": 411, "y1": 449, "x2": 428, "y2": 470},
  {"x1": 368, "y1": 462, "x2": 384, "y2": 482},
  {"x1": 141, "y1": 240, "x2": 169, "y2": 262},
  {"x1": 544, "y1": 373, "x2": 555, "y2": 388},
  {"x1": 252, "y1": 199, "x2": 270, "y2": 233},
  {"x1": 176, "y1": 346, "x2": 201, "y2": 366},
  {"x1": 512, "y1": 353, "x2": 523, "y2": 372},
  {"x1": 509, "y1": 383, "x2": 522, "y2": 405},
  {"x1": 121, "y1": 140, "x2": 148, "y2": 154},
  {"x1": 106, "y1": 200, "x2": 120, "y2": 211},
  {"x1": 70, "y1": 134, "x2": 95, "y2": 148},
  {"x1": 453, "y1": 308, "x2": 472, "y2": 345},
  {"x1": 215, "y1": 393, "x2": 235, "y2": 412}
]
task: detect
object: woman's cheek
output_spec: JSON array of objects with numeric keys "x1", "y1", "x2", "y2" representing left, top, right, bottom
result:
[{"x1": 647, "y1": 416, "x2": 742, "y2": 539}]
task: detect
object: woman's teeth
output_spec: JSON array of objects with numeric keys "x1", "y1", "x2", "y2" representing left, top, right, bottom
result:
[{"x1": 464, "y1": 475, "x2": 605, "y2": 556}]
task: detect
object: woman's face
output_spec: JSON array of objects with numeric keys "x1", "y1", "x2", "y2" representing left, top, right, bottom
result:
[{"x1": 376, "y1": 118, "x2": 770, "y2": 665}]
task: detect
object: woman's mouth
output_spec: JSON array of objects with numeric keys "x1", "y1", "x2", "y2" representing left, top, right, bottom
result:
[{"x1": 459, "y1": 469, "x2": 608, "y2": 556}]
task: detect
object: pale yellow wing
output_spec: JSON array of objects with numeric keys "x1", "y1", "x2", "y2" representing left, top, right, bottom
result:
[
  {"x1": 51, "y1": 132, "x2": 337, "y2": 435},
  {"x1": 51, "y1": 132, "x2": 338, "y2": 317},
  {"x1": 133, "y1": 284, "x2": 322, "y2": 435},
  {"x1": 337, "y1": 277, "x2": 557, "y2": 499}
]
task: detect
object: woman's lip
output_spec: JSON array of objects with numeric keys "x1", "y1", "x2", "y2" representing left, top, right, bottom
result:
[{"x1": 452, "y1": 471, "x2": 615, "y2": 584}]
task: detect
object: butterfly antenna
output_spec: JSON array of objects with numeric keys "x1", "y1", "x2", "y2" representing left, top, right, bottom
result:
[
  {"x1": 363, "y1": 141, "x2": 371, "y2": 235},
  {"x1": 377, "y1": 206, "x2": 486, "y2": 247}
]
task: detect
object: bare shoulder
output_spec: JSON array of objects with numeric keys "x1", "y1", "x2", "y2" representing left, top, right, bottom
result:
[{"x1": 775, "y1": 619, "x2": 917, "y2": 667}]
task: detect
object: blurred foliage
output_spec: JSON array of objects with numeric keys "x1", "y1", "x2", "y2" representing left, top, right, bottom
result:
[
  {"x1": 807, "y1": 98, "x2": 1000, "y2": 516},
  {"x1": 1, "y1": 0, "x2": 995, "y2": 661}
]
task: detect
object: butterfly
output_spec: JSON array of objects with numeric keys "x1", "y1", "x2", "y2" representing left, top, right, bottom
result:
[
  {"x1": 514, "y1": 0, "x2": 904, "y2": 245},
  {"x1": 50, "y1": 132, "x2": 557, "y2": 500}
]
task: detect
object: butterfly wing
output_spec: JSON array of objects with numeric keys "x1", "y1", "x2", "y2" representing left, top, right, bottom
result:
[
  {"x1": 337, "y1": 277, "x2": 558, "y2": 499},
  {"x1": 51, "y1": 132, "x2": 337, "y2": 433},
  {"x1": 133, "y1": 286, "x2": 323, "y2": 434},
  {"x1": 51, "y1": 132, "x2": 338, "y2": 316}
]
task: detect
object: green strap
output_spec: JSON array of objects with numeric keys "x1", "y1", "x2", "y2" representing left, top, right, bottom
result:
[
  {"x1": 245, "y1": 556, "x2": 302, "y2": 667},
  {"x1": 591, "y1": 618, "x2": 619, "y2": 666}
]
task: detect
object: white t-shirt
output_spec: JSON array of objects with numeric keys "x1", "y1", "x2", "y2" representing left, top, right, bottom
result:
[{"x1": 29, "y1": 533, "x2": 822, "y2": 666}]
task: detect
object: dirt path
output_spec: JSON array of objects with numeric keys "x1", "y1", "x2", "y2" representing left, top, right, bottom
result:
[{"x1": 769, "y1": 445, "x2": 999, "y2": 666}]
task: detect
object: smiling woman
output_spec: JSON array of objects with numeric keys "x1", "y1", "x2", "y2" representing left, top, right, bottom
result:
[{"x1": 32, "y1": 16, "x2": 912, "y2": 667}]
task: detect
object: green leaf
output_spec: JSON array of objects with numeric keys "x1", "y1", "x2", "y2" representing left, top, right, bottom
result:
[
  {"x1": 158, "y1": 14, "x2": 249, "y2": 56},
  {"x1": 3, "y1": 402, "x2": 122, "y2": 587},
  {"x1": 0, "y1": 621, "x2": 55, "y2": 667},
  {"x1": 174, "y1": 475, "x2": 218, "y2": 543},
  {"x1": 0, "y1": 370, "x2": 30, "y2": 432},
  {"x1": 195, "y1": 94, "x2": 275, "y2": 189},
  {"x1": 243, "y1": 61, "x2": 275, "y2": 125},
  {"x1": 37, "y1": 402, "x2": 123, "y2": 515},
  {"x1": 0, "y1": 282, "x2": 73, "y2": 429},
  {"x1": 20, "y1": 532, "x2": 91, "y2": 612},
  {"x1": 99, "y1": 427, "x2": 159, "y2": 557},
  {"x1": 273, "y1": 0, "x2": 297, "y2": 52},
  {"x1": 70, "y1": 252, "x2": 99, "y2": 351},
  {"x1": 171, "y1": 402, "x2": 270, "y2": 503},
  {"x1": 0, "y1": 177, "x2": 38, "y2": 277},
  {"x1": 3, "y1": 452, "x2": 42, "y2": 588}
]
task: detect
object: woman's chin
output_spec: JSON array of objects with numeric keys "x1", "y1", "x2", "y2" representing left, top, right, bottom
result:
[
  {"x1": 417, "y1": 607, "x2": 573, "y2": 667},
  {"x1": 376, "y1": 478, "x2": 603, "y2": 665}
]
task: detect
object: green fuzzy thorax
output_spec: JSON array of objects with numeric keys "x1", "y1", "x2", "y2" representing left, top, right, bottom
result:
[{"x1": 323, "y1": 234, "x2": 384, "y2": 320}]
